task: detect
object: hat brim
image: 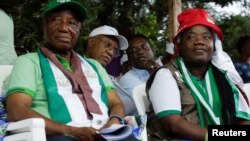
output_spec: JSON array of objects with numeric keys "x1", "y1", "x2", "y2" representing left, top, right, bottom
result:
[
  {"x1": 43, "y1": 1, "x2": 87, "y2": 22},
  {"x1": 101, "y1": 34, "x2": 128, "y2": 50},
  {"x1": 173, "y1": 22, "x2": 224, "y2": 44},
  {"x1": 115, "y1": 35, "x2": 128, "y2": 50}
]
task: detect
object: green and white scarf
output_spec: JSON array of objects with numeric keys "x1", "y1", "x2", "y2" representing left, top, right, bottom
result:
[
  {"x1": 176, "y1": 57, "x2": 250, "y2": 127},
  {"x1": 38, "y1": 48, "x2": 109, "y2": 129}
]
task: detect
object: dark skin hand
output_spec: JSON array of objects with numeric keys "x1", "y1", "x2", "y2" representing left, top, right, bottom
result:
[
  {"x1": 99, "y1": 90, "x2": 125, "y2": 130},
  {"x1": 6, "y1": 92, "x2": 105, "y2": 141},
  {"x1": 161, "y1": 115, "x2": 207, "y2": 141},
  {"x1": 161, "y1": 116, "x2": 250, "y2": 141},
  {"x1": 139, "y1": 59, "x2": 160, "y2": 74},
  {"x1": 78, "y1": 89, "x2": 124, "y2": 140},
  {"x1": 64, "y1": 126, "x2": 105, "y2": 141},
  {"x1": 6, "y1": 89, "x2": 124, "y2": 141}
]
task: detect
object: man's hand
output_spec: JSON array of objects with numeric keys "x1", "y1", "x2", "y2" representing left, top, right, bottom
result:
[
  {"x1": 102, "y1": 90, "x2": 125, "y2": 129},
  {"x1": 65, "y1": 126, "x2": 105, "y2": 141},
  {"x1": 141, "y1": 59, "x2": 160, "y2": 73}
]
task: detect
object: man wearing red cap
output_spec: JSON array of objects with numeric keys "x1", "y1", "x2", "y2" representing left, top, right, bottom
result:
[{"x1": 146, "y1": 8, "x2": 250, "y2": 141}]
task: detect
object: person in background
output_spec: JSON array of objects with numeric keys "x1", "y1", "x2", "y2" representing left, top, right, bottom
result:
[
  {"x1": 234, "y1": 35, "x2": 250, "y2": 83},
  {"x1": 0, "y1": 0, "x2": 25, "y2": 64},
  {"x1": 85, "y1": 25, "x2": 128, "y2": 67},
  {"x1": 5, "y1": 1, "x2": 125, "y2": 141},
  {"x1": 155, "y1": 42, "x2": 174, "y2": 66},
  {"x1": 146, "y1": 8, "x2": 250, "y2": 141},
  {"x1": 104, "y1": 17, "x2": 135, "y2": 78},
  {"x1": 85, "y1": 25, "x2": 137, "y2": 116},
  {"x1": 119, "y1": 34, "x2": 160, "y2": 115}
]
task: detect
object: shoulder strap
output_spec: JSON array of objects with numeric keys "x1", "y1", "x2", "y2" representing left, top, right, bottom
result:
[
  {"x1": 146, "y1": 63, "x2": 178, "y2": 95},
  {"x1": 146, "y1": 66, "x2": 165, "y2": 96}
]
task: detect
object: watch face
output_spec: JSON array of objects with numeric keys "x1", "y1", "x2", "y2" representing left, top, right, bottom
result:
[{"x1": 110, "y1": 115, "x2": 125, "y2": 124}]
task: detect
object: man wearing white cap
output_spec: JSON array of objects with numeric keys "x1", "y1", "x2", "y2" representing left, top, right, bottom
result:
[
  {"x1": 85, "y1": 25, "x2": 128, "y2": 66},
  {"x1": 85, "y1": 25, "x2": 137, "y2": 116}
]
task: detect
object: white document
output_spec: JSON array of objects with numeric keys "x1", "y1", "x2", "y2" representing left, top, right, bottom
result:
[{"x1": 99, "y1": 124, "x2": 132, "y2": 141}]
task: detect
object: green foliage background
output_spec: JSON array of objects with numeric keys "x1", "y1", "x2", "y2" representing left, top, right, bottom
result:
[
  {"x1": 218, "y1": 15, "x2": 250, "y2": 59},
  {"x1": 13, "y1": 0, "x2": 250, "y2": 59}
]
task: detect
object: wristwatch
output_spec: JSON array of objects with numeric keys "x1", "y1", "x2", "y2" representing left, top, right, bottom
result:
[{"x1": 109, "y1": 115, "x2": 125, "y2": 124}]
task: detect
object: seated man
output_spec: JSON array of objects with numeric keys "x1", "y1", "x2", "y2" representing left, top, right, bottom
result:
[
  {"x1": 85, "y1": 25, "x2": 128, "y2": 67},
  {"x1": 5, "y1": 1, "x2": 125, "y2": 141},
  {"x1": 146, "y1": 8, "x2": 250, "y2": 141},
  {"x1": 84, "y1": 25, "x2": 136, "y2": 116},
  {"x1": 119, "y1": 34, "x2": 160, "y2": 115}
]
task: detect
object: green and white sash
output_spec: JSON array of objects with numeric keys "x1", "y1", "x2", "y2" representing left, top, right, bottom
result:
[
  {"x1": 177, "y1": 57, "x2": 250, "y2": 126},
  {"x1": 38, "y1": 49, "x2": 109, "y2": 129}
]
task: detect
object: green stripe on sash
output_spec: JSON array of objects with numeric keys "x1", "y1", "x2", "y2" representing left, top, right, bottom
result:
[
  {"x1": 176, "y1": 57, "x2": 221, "y2": 126},
  {"x1": 38, "y1": 49, "x2": 71, "y2": 124},
  {"x1": 85, "y1": 59, "x2": 109, "y2": 110},
  {"x1": 175, "y1": 58, "x2": 206, "y2": 127}
]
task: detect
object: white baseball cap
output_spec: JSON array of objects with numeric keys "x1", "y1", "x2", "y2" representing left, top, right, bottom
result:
[{"x1": 89, "y1": 25, "x2": 128, "y2": 50}]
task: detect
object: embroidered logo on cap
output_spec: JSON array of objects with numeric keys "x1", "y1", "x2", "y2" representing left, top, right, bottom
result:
[{"x1": 57, "y1": 0, "x2": 70, "y2": 3}]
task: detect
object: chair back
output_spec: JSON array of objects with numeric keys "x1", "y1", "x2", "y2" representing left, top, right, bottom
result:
[
  {"x1": 0, "y1": 65, "x2": 47, "y2": 141},
  {"x1": 132, "y1": 83, "x2": 150, "y2": 115},
  {"x1": 132, "y1": 83, "x2": 149, "y2": 141},
  {"x1": 0, "y1": 65, "x2": 13, "y2": 95}
]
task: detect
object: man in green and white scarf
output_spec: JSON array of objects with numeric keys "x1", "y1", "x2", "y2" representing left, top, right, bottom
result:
[
  {"x1": 5, "y1": 0, "x2": 125, "y2": 141},
  {"x1": 146, "y1": 8, "x2": 250, "y2": 141}
]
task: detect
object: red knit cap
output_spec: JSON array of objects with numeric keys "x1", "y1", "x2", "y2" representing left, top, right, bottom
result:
[{"x1": 173, "y1": 8, "x2": 224, "y2": 44}]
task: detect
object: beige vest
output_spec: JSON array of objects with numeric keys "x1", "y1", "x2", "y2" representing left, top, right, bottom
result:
[{"x1": 146, "y1": 63, "x2": 200, "y2": 141}]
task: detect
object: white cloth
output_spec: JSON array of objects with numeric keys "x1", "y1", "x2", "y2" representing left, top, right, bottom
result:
[
  {"x1": 0, "y1": 9, "x2": 17, "y2": 64},
  {"x1": 166, "y1": 43, "x2": 174, "y2": 54},
  {"x1": 155, "y1": 56, "x2": 163, "y2": 66},
  {"x1": 211, "y1": 34, "x2": 244, "y2": 88},
  {"x1": 120, "y1": 53, "x2": 128, "y2": 65},
  {"x1": 49, "y1": 57, "x2": 109, "y2": 129}
]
